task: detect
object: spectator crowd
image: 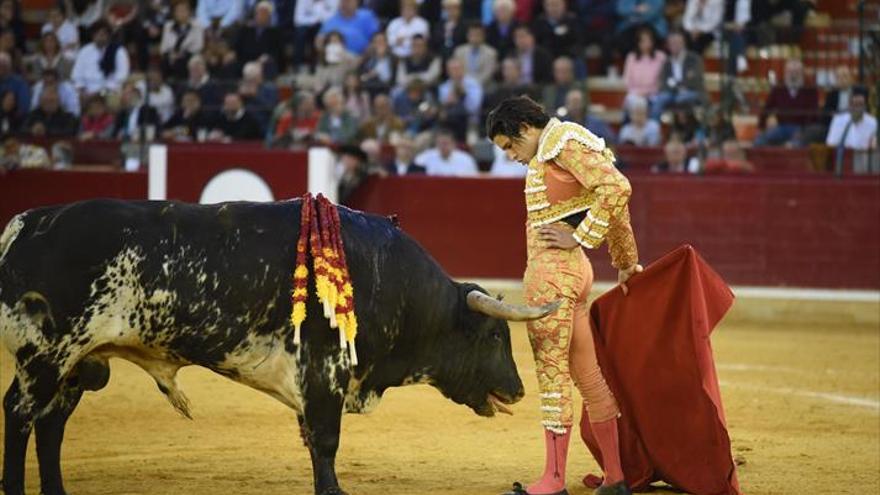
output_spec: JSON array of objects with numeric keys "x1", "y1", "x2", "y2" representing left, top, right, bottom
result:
[{"x1": 0, "y1": 0, "x2": 876, "y2": 180}]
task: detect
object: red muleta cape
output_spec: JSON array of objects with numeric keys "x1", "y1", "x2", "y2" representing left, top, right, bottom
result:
[{"x1": 581, "y1": 245, "x2": 743, "y2": 495}]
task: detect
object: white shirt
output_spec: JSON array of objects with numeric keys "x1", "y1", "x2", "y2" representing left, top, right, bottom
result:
[
  {"x1": 71, "y1": 42, "x2": 131, "y2": 95},
  {"x1": 294, "y1": 0, "x2": 339, "y2": 27},
  {"x1": 619, "y1": 119, "x2": 662, "y2": 146},
  {"x1": 826, "y1": 112, "x2": 878, "y2": 150},
  {"x1": 416, "y1": 148, "x2": 479, "y2": 176},
  {"x1": 386, "y1": 15, "x2": 430, "y2": 58}
]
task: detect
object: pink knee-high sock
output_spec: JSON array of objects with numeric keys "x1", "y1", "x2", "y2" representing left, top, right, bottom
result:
[
  {"x1": 527, "y1": 428, "x2": 571, "y2": 494},
  {"x1": 591, "y1": 417, "x2": 624, "y2": 485}
]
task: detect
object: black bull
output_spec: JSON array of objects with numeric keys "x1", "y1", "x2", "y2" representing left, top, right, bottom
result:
[{"x1": 0, "y1": 199, "x2": 558, "y2": 495}]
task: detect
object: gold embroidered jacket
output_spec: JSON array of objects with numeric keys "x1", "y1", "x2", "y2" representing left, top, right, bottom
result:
[{"x1": 524, "y1": 118, "x2": 639, "y2": 269}]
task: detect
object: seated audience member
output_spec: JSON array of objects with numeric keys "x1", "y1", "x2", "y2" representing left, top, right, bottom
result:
[
  {"x1": 392, "y1": 78, "x2": 439, "y2": 135},
  {"x1": 312, "y1": 31, "x2": 360, "y2": 92},
  {"x1": 754, "y1": 59, "x2": 819, "y2": 147},
  {"x1": 431, "y1": 0, "x2": 467, "y2": 60},
  {"x1": 616, "y1": 0, "x2": 668, "y2": 56},
  {"x1": 163, "y1": 89, "x2": 212, "y2": 141},
  {"x1": 532, "y1": 0, "x2": 582, "y2": 60},
  {"x1": 136, "y1": 67, "x2": 176, "y2": 123},
  {"x1": 41, "y1": 6, "x2": 79, "y2": 57},
  {"x1": 342, "y1": 72, "x2": 372, "y2": 121},
  {"x1": 271, "y1": 90, "x2": 322, "y2": 147},
  {"x1": 179, "y1": 55, "x2": 223, "y2": 112},
  {"x1": 315, "y1": 86, "x2": 358, "y2": 145},
  {"x1": 80, "y1": 94, "x2": 115, "y2": 140},
  {"x1": 25, "y1": 31, "x2": 73, "y2": 82},
  {"x1": 438, "y1": 58, "x2": 482, "y2": 121},
  {"x1": 651, "y1": 30, "x2": 705, "y2": 120},
  {"x1": 386, "y1": 0, "x2": 430, "y2": 59},
  {"x1": 112, "y1": 83, "x2": 162, "y2": 141},
  {"x1": 160, "y1": 0, "x2": 205, "y2": 80},
  {"x1": 622, "y1": 27, "x2": 665, "y2": 111},
  {"x1": 385, "y1": 135, "x2": 427, "y2": 175},
  {"x1": 0, "y1": 89, "x2": 22, "y2": 134},
  {"x1": 203, "y1": 36, "x2": 240, "y2": 81},
  {"x1": 30, "y1": 69, "x2": 79, "y2": 117},
  {"x1": 481, "y1": 57, "x2": 539, "y2": 125},
  {"x1": 452, "y1": 22, "x2": 498, "y2": 86},
  {"x1": 0, "y1": 52, "x2": 28, "y2": 118},
  {"x1": 822, "y1": 65, "x2": 860, "y2": 127},
  {"x1": 619, "y1": 96, "x2": 661, "y2": 146},
  {"x1": 485, "y1": 0, "x2": 520, "y2": 60},
  {"x1": 704, "y1": 139, "x2": 755, "y2": 173},
  {"x1": 317, "y1": 0, "x2": 380, "y2": 56},
  {"x1": 71, "y1": 21, "x2": 130, "y2": 97},
  {"x1": 23, "y1": 86, "x2": 78, "y2": 137},
  {"x1": 359, "y1": 32, "x2": 398, "y2": 97},
  {"x1": 512, "y1": 24, "x2": 553, "y2": 85},
  {"x1": 0, "y1": 137, "x2": 50, "y2": 171},
  {"x1": 682, "y1": 0, "x2": 723, "y2": 54},
  {"x1": 415, "y1": 127, "x2": 479, "y2": 176},
  {"x1": 360, "y1": 93, "x2": 405, "y2": 142},
  {"x1": 560, "y1": 89, "x2": 616, "y2": 145},
  {"x1": 395, "y1": 34, "x2": 441, "y2": 90},
  {"x1": 825, "y1": 92, "x2": 878, "y2": 174},
  {"x1": 208, "y1": 92, "x2": 264, "y2": 141},
  {"x1": 238, "y1": 61, "x2": 278, "y2": 136},
  {"x1": 652, "y1": 138, "x2": 700, "y2": 173},
  {"x1": 542, "y1": 56, "x2": 589, "y2": 116},
  {"x1": 235, "y1": 0, "x2": 283, "y2": 77}
]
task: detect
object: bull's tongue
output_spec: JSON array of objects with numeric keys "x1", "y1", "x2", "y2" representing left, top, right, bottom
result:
[{"x1": 488, "y1": 394, "x2": 513, "y2": 415}]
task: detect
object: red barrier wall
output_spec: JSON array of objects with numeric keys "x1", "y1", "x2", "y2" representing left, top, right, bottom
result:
[
  {"x1": 349, "y1": 174, "x2": 880, "y2": 289},
  {"x1": 1, "y1": 166, "x2": 878, "y2": 289},
  {"x1": 0, "y1": 169, "x2": 147, "y2": 223},
  {"x1": 165, "y1": 144, "x2": 309, "y2": 202}
]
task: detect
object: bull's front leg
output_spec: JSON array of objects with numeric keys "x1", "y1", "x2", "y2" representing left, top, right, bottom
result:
[{"x1": 301, "y1": 395, "x2": 346, "y2": 495}]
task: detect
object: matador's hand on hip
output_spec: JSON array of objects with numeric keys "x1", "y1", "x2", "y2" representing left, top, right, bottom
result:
[{"x1": 538, "y1": 225, "x2": 580, "y2": 250}]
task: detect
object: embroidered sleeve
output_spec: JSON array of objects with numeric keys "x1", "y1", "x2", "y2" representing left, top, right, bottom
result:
[
  {"x1": 606, "y1": 205, "x2": 639, "y2": 270},
  {"x1": 554, "y1": 141, "x2": 636, "y2": 263}
]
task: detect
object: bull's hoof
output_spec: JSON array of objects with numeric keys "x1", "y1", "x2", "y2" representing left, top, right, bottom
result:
[{"x1": 318, "y1": 487, "x2": 348, "y2": 495}]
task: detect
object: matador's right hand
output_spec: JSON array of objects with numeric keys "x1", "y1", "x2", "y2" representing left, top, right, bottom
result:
[{"x1": 618, "y1": 264, "x2": 644, "y2": 296}]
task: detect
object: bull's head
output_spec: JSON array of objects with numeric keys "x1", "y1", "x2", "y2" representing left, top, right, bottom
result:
[{"x1": 428, "y1": 284, "x2": 560, "y2": 418}]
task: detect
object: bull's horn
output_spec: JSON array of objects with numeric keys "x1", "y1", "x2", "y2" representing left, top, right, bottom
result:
[{"x1": 466, "y1": 291, "x2": 562, "y2": 321}]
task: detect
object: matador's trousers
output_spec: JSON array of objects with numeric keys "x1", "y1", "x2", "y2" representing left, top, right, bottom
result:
[{"x1": 524, "y1": 226, "x2": 620, "y2": 433}]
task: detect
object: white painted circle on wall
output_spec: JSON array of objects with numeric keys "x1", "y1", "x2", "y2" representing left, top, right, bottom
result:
[{"x1": 199, "y1": 168, "x2": 275, "y2": 204}]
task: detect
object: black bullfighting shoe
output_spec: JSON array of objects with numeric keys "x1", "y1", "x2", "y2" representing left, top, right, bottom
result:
[
  {"x1": 593, "y1": 481, "x2": 632, "y2": 495},
  {"x1": 501, "y1": 482, "x2": 569, "y2": 495}
]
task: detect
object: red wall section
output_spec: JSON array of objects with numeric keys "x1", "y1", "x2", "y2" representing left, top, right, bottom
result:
[
  {"x1": 1, "y1": 168, "x2": 878, "y2": 289},
  {"x1": 165, "y1": 144, "x2": 309, "y2": 202},
  {"x1": 0, "y1": 169, "x2": 147, "y2": 224},
  {"x1": 349, "y1": 175, "x2": 880, "y2": 289}
]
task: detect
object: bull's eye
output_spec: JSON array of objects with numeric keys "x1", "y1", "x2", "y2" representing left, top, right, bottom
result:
[{"x1": 491, "y1": 331, "x2": 502, "y2": 343}]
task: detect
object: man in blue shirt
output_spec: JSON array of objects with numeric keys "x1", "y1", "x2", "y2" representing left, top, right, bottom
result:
[
  {"x1": 317, "y1": 0, "x2": 379, "y2": 55},
  {"x1": 0, "y1": 52, "x2": 28, "y2": 118}
]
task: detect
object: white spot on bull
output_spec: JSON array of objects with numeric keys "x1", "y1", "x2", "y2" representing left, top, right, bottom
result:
[
  {"x1": 219, "y1": 335, "x2": 305, "y2": 412},
  {"x1": 0, "y1": 213, "x2": 25, "y2": 269}
]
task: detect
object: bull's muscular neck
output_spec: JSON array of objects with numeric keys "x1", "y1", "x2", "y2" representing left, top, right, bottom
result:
[{"x1": 355, "y1": 244, "x2": 461, "y2": 394}]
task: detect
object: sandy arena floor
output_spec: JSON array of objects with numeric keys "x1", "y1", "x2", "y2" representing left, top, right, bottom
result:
[{"x1": 1, "y1": 307, "x2": 878, "y2": 494}]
